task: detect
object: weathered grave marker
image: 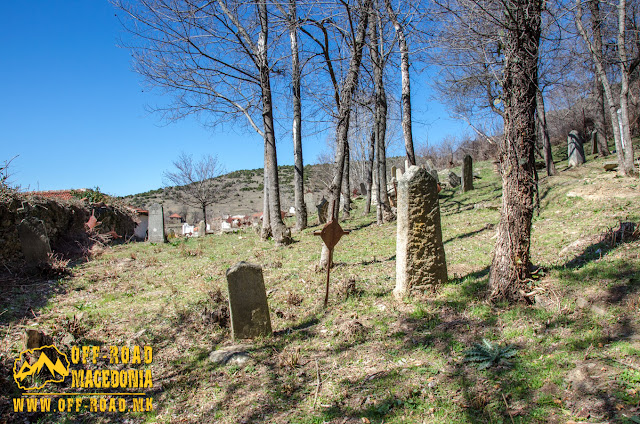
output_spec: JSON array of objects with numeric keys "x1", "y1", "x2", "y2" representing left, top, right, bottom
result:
[
  {"x1": 148, "y1": 203, "x2": 166, "y2": 243},
  {"x1": 18, "y1": 217, "x2": 52, "y2": 264},
  {"x1": 314, "y1": 215, "x2": 350, "y2": 308},
  {"x1": 360, "y1": 182, "x2": 367, "y2": 196},
  {"x1": 448, "y1": 171, "x2": 461, "y2": 188},
  {"x1": 568, "y1": 130, "x2": 586, "y2": 167},
  {"x1": 462, "y1": 155, "x2": 474, "y2": 192},
  {"x1": 226, "y1": 262, "x2": 272, "y2": 340},
  {"x1": 316, "y1": 197, "x2": 329, "y2": 224},
  {"x1": 394, "y1": 166, "x2": 447, "y2": 298},
  {"x1": 198, "y1": 220, "x2": 206, "y2": 237}
]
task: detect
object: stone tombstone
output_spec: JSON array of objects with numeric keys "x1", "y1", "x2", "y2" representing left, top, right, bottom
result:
[
  {"x1": 18, "y1": 217, "x2": 52, "y2": 264},
  {"x1": 304, "y1": 192, "x2": 315, "y2": 212},
  {"x1": 429, "y1": 169, "x2": 439, "y2": 183},
  {"x1": 391, "y1": 166, "x2": 397, "y2": 180},
  {"x1": 448, "y1": 171, "x2": 461, "y2": 188},
  {"x1": 316, "y1": 197, "x2": 329, "y2": 224},
  {"x1": 567, "y1": 130, "x2": 586, "y2": 167},
  {"x1": 360, "y1": 182, "x2": 367, "y2": 197},
  {"x1": 461, "y1": 154, "x2": 474, "y2": 192},
  {"x1": 148, "y1": 203, "x2": 166, "y2": 243},
  {"x1": 226, "y1": 262, "x2": 272, "y2": 340},
  {"x1": 394, "y1": 166, "x2": 447, "y2": 298},
  {"x1": 198, "y1": 220, "x2": 206, "y2": 237}
]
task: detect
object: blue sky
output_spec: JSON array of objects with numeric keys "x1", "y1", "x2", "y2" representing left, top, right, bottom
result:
[{"x1": 1, "y1": 1, "x2": 467, "y2": 197}]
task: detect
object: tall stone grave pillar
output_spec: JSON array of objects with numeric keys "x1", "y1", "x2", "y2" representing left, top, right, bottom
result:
[
  {"x1": 567, "y1": 130, "x2": 586, "y2": 167},
  {"x1": 316, "y1": 197, "x2": 329, "y2": 224},
  {"x1": 461, "y1": 154, "x2": 474, "y2": 192},
  {"x1": 226, "y1": 262, "x2": 272, "y2": 340},
  {"x1": 148, "y1": 203, "x2": 166, "y2": 243},
  {"x1": 198, "y1": 220, "x2": 206, "y2": 237},
  {"x1": 394, "y1": 166, "x2": 447, "y2": 298},
  {"x1": 18, "y1": 217, "x2": 52, "y2": 264}
]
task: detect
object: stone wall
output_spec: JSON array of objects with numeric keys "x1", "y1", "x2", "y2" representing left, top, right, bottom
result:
[{"x1": 0, "y1": 191, "x2": 137, "y2": 264}]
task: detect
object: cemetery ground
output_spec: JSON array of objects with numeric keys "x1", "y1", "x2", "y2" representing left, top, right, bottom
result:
[{"x1": 1, "y1": 155, "x2": 640, "y2": 423}]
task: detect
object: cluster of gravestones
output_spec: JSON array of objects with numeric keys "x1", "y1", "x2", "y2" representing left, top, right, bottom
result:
[{"x1": 219, "y1": 163, "x2": 450, "y2": 341}]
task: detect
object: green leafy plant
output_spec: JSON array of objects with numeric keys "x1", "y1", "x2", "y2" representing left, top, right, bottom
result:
[{"x1": 463, "y1": 339, "x2": 517, "y2": 369}]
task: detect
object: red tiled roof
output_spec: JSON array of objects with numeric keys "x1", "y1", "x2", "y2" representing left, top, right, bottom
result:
[
  {"x1": 169, "y1": 213, "x2": 182, "y2": 219},
  {"x1": 27, "y1": 189, "x2": 83, "y2": 201}
]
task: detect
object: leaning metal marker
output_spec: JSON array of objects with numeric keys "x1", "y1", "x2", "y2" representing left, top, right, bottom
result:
[{"x1": 313, "y1": 217, "x2": 350, "y2": 308}]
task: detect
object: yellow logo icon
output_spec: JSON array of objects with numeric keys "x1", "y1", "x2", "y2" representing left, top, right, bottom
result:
[{"x1": 13, "y1": 345, "x2": 70, "y2": 390}]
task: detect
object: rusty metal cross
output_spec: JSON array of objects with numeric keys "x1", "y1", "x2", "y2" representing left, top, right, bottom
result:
[{"x1": 314, "y1": 218, "x2": 350, "y2": 308}]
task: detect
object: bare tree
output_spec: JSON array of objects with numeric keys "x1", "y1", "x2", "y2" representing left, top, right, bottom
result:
[
  {"x1": 163, "y1": 153, "x2": 225, "y2": 232},
  {"x1": 276, "y1": 0, "x2": 308, "y2": 230},
  {"x1": 434, "y1": 0, "x2": 543, "y2": 302},
  {"x1": 575, "y1": 0, "x2": 636, "y2": 176},
  {"x1": 588, "y1": 0, "x2": 611, "y2": 156},
  {"x1": 384, "y1": 0, "x2": 417, "y2": 166},
  {"x1": 114, "y1": 0, "x2": 292, "y2": 244},
  {"x1": 369, "y1": 5, "x2": 393, "y2": 224}
]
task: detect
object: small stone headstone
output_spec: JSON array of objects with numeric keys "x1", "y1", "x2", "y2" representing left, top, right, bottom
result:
[
  {"x1": 148, "y1": 203, "x2": 166, "y2": 243},
  {"x1": 316, "y1": 197, "x2": 329, "y2": 224},
  {"x1": 198, "y1": 220, "x2": 206, "y2": 237},
  {"x1": 226, "y1": 262, "x2": 272, "y2": 340},
  {"x1": 461, "y1": 155, "x2": 474, "y2": 192},
  {"x1": 360, "y1": 182, "x2": 367, "y2": 196},
  {"x1": 18, "y1": 217, "x2": 52, "y2": 264},
  {"x1": 603, "y1": 162, "x2": 618, "y2": 171},
  {"x1": 304, "y1": 192, "x2": 316, "y2": 210},
  {"x1": 567, "y1": 130, "x2": 586, "y2": 167},
  {"x1": 425, "y1": 159, "x2": 436, "y2": 172},
  {"x1": 448, "y1": 171, "x2": 461, "y2": 188},
  {"x1": 429, "y1": 169, "x2": 439, "y2": 183},
  {"x1": 394, "y1": 166, "x2": 447, "y2": 298},
  {"x1": 391, "y1": 166, "x2": 397, "y2": 180}
]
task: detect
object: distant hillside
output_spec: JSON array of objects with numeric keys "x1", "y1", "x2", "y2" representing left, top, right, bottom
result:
[{"x1": 122, "y1": 158, "x2": 411, "y2": 223}]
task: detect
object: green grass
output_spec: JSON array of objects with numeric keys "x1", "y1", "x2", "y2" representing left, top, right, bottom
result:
[{"x1": 2, "y1": 150, "x2": 640, "y2": 423}]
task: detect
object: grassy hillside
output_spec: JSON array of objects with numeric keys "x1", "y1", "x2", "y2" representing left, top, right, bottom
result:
[
  {"x1": 121, "y1": 157, "x2": 414, "y2": 221},
  {"x1": 1, "y1": 151, "x2": 639, "y2": 423}
]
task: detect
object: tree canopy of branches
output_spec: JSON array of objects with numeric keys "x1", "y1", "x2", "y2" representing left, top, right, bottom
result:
[
  {"x1": 115, "y1": 0, "x2": 292, "y2": 244},
  {"x1": 163, "y1": 153, "x2": 224, "y2": 232}
]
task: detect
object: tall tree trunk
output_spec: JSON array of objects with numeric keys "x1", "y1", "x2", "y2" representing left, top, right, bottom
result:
[
  {"x1": 288, "y1": 0, "x2": 308, "y2": 230},
  {"x1": 576, "y1": 0, "x2": 627, "y2": 174},
  {"x1": 364, "y1": 126, "x2": 376, "y2": 215},
  {"x1": 258, "y1": 0, "x2": 291, "y2": 245},
  {"x1": 489, "y1": 0, "x2": 542, "y2": 302},
  {"x1": 369, "y1": 6, "x2": 391, "y2": 223},
  {"x1": 588, "y1": 0, "x2": 610, "y2": 156},
  {"x1": 617, "y1": 0, "x2": 637, "y2": 175},
  {"x1": 202, "y1": 205, "x2": 207, "y2": 234},
  {"x1": 261, "y1": 145, "x2": 272, "y2": 240},
  {"x1": 536, "y1": 89, "x2": 556, "y2": 176},
  {"x1": 319, "y1": 0, "x2": 372, "y2": 270},
  {"x1": 384, "y1": 0, "x2": 416, "y2": 166},
  {"x1": 342, "y1": 141, "x2": 351, "y2": 219}
]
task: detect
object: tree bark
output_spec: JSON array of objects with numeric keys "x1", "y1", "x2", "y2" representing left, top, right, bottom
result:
[
  {"x1": 288, "y1": 0, "x2": 308, "y2": 230},
  {"x1": 261, "y1": 144, "x2": 272, "y2": 240},
  {"x1": 319, "y1": 0, "x2": 372, "y2": 270},
  {"x1": 535, "y1": 89, "x2": 556, "y2": 176},
  {"x1": 576, "y1": 0, "x2": 627, "y2": 174},
  {"x1": 327, "y1": 0, "x2": 371, "y2": 222},
  {"x1": 617, "y1": 0, "x2": 637, "y2": 175},
  {"x1": 342, "y1": 141, "x2": 351, "y2": 219},
  {"x1": 384, "y1": 0, "x2": 416, "y2": 166},
  {"x1": 369, "y1": 6, "x2": 392, "y2": 223},
  {"x1": 258, "y1": 0, "x2": 291, "y2": 245},
  {"x1": 489, "y1": 0, "x2": 542, "y2": 302},
  {"x1": 364, "y1": 126, "x2": 376, "y2": 215},
  {"x1": 588, "y1": 0, "x2": 610, "y2": 156}
]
